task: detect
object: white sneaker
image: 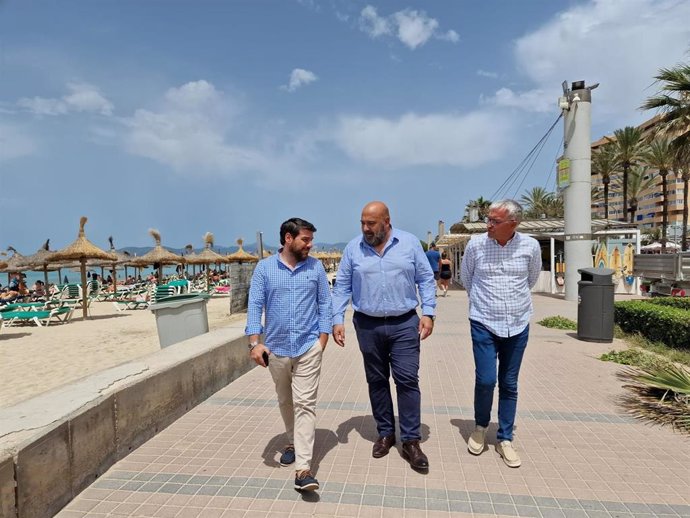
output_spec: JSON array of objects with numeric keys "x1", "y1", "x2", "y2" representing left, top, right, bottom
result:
[
  {"x1": 467, "y1": 425, "x2": 487, "y2": 455},
  {"x1": 496, "y1": 440, "x2": 521, "y2": 468}
]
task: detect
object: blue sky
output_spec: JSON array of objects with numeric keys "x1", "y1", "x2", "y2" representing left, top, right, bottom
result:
[{"x1": 1, "y1": 0, "x2": 689, "y2": 253}]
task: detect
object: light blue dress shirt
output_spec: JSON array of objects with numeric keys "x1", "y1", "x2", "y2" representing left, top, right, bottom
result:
[
  {"x1": 245, "y1": 253, "x2": 332, "y2": 358},
  {"x1": 460, "y1": 232, "x2": 542, "y2": 337},
  {"x1": 332, "y1": 228, "x2": 436, "y2": 325}
]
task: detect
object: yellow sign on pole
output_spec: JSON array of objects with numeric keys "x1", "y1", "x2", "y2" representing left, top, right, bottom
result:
[{"x1": 558, "y1": 159, "x2": 570, "y2": 189}]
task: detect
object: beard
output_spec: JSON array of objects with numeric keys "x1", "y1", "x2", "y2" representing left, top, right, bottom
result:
[
  {"x1": 363, "y1": 228, "x2": 387, "y2": 247},
  {"x1": 286, "y1": 243, "x2": 309, "y2": 261}
]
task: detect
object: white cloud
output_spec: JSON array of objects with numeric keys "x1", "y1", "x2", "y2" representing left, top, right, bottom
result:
[
  {"x1": 477, "y1": 69, "x2": 499, "y2": 79},
  {"x1": 438, "y1": 29, "x2": 460, "y2": 43},
  {"x1": 333, "y1": 111, "x2": 513, "y2": 168},
  {"x1": 508, "y1": 0, "x2": 690, "y2": 121},
  {"x1": 17, "y1": 82, "x2": 113, "y2": 116},
  {"x1": 480, "y1": 87, "x2": 553, "y2": 113},
  {"x1": 123, "y1": 80, "x2": 273, "y2": 175},
  {"x1": 358, "y1": 5, "x2": 458, "y2": 49},
  {"x1": 282, "y1": 68, "x2": 318, "y2": 93},
  {"x1": 359, "y1": 5, "x2": 392, "y2": 39},
  {"x1": 0, "y1": 124, "x2": 36, "y2": 163},
  {"x1": 392, "y1": 9, "x2": 438, "y2": 50}
]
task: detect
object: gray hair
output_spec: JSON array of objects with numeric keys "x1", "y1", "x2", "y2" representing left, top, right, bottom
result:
[{"x1": 489, "y1": 199, "x2": 523, "y2": 222}]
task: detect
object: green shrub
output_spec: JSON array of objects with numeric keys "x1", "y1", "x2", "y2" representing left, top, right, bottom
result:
[
  {"x1": 647, "y1": 297, "x2": 690, "y2": 310},
  {"x1": 599, "y1": 348, "x2": 671, "y2": 369},
  {"x1": 537, "y1": 316, "x2": 577, "y2": 330},
  {"x1": 614, "y1": 300, "x2": 690, "y2": 350}
]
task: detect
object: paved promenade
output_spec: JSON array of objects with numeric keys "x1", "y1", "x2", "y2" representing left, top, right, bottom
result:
[{"x1": 57, "y1": 289, "x2": 690, "y2": 518}]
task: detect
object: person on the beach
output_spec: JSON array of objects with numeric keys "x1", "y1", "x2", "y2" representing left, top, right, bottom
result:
[
  {"x1": 425, "y1": 242, "x2": 441, "y2": 294},
  {"x1": 0, "y1": 273, "x2": 23, "y2": 303},
  {"x1": 245, "y1": 217, "x2": 332, "y2": 492},
  {"x1": 332, "y1": 201, "x2": 436, "y2": 471},
  {"x1": 438, "y1": 251, "x2": 453, "y2": 296},
  {"x1": 460, "y1": 199, "x2": 541, "y2": 468}
]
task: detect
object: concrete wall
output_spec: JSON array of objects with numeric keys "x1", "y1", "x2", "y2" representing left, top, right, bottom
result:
[
  {"x1": 0, "y1": 323, "x2": 254, "y2": 518},
  {"x1": 228, "y1": 263, "x2": 255, "y2": 315}
]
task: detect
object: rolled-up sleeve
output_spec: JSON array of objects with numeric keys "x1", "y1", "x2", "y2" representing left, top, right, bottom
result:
[
  {"x1": 460, "y1": 242, "x2": 475, "y2": 295},
  {"x1": 415, "y1": 244, "x2": 436, "y2": 316},
  {"x1": 527, "y1": 242, "x2": 542, "y2": 289},
  {"x1": 331, "y1": 246, "x2": 353, "y2": 325},
  {"x1": 244, "y1": 262, "x2": 265, "y2": 336},
  {"x1": 317, "y1": 263, "x2": 333, "y2": 333}
]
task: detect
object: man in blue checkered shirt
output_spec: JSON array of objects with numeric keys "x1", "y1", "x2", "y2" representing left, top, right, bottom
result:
[
  {"x1": 460, "y1": 199, "x2": 541, "y2": 468},
  {"x1": 245, "y1": 217, "x2": 332, "y2": 492}
]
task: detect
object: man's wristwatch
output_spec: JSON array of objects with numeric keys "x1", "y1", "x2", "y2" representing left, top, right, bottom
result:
[
  {"x1": 248, "y1": 340, "x2": 259, "y2": 351},
  {"x1": 423, "y1": 315, "x2": 435, "y2": 321}
]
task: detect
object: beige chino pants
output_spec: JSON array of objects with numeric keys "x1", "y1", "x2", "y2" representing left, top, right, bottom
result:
[{"x1": 268, "y1": 340, "x2": 323, "y2": 471}]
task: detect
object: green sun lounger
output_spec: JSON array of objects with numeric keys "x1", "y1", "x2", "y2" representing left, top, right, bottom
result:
[{"x1": 0, "y1": 307, "x2": 74, "y2": 327}]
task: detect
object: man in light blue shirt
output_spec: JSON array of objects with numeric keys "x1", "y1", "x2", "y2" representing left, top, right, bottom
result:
[
  {"x1": 246, "y1": 217, "x2": 332, "y2": 491},
  {"x1": 460, "y1": 199, "x2": 541, "y2": 468},
  {"x1": 332, "y1": 201, "x2": 436, "y2": 471}
]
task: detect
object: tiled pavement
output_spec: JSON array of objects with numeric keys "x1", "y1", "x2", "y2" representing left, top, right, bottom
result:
[{"x1": 57, "y1": 289, "x2": 690, "y2": 518}]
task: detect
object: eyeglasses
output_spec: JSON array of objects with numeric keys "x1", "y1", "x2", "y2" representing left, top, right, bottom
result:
[{"x1": 485, "y1": 217, "x2": 515, "y2": 226}]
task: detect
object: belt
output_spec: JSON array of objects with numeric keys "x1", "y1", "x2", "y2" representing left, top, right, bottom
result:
[{"x1": 353, "y1": 309, "x2": 417, "y2": 321}]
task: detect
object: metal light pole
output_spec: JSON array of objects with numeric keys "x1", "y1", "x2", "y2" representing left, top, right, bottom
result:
[{"x1": 558, "y1": 80, "x2": 598, "y2": 301}]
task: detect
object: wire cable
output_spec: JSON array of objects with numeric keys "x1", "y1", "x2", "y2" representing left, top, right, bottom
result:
[{"x1": 490, "y1": 112, "x2": 563, "y2": 201}]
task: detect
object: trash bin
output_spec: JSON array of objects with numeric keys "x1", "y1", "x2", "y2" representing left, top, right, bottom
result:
[
  {"x1": 577, "y1": 267, "x2": 614, "y2": 343},
  {"x1": 149, "y1": 293, "x2": 211, "y2": 348}
]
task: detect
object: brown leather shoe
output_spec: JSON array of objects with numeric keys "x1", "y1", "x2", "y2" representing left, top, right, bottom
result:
[
  {"x1": 402, "y1": 440, "x2": 429, "y2": 471},
  {"x1": 372, "y1": 434, "x2": 396, "y2": 458}
]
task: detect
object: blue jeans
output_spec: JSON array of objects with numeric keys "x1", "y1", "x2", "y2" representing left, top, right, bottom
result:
[
  {"x1": 470, "y1": 320, "x2": 529, "y2": 442},
  {"x1": 353, "y1": 311, "x2": 421, "y2": 442}
]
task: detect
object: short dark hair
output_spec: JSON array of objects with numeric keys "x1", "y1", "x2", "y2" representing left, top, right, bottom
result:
[{"x1": 280, "y1": 217, "x2": 317, "y2": 245}]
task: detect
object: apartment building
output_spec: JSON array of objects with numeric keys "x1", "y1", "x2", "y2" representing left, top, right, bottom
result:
[{"x1": 590, "y1": 115, "x2": 686, "y2": 239}]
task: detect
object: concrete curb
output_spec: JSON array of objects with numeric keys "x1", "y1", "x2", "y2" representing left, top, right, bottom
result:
[{"x1": 0, "y1": 325, "x2": 252, "y2": 518}]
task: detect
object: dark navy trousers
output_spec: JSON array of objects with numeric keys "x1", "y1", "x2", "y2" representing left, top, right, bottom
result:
[{"x1": 353, "y1": 310, "x2": 421, "y2": 442}]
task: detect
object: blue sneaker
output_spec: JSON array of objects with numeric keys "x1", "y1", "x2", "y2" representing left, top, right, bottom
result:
[
  {"x1": 279, "y1": 445, "x2": 295, "y2": 466},
  {"x1": 294, "y1": 470, "x2": 319, "y2": 491}
]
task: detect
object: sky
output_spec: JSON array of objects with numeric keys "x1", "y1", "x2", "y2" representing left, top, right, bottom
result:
[{"x1": 1, "y1": 0, "x2": 689, "y2": 253}]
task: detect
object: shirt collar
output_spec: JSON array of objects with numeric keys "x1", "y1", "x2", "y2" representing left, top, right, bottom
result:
[
  {"x1": 359, "y1": 227, "x2": 399, "y2": 254},
  {"x1": 276, "y1": 247, "x2": 308, "y2": 271},
  {"x1": 488, "y1": 231, "x2": 519, "y2": 247}
]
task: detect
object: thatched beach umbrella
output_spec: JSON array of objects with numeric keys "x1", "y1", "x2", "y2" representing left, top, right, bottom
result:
[
  {"x1": 226, "y1": 238, "x2": 259, "y2": 264},
  {"x1": 87, "y1": 236, "x2": 134, "y2": 294},
  {"x1": 185, "y1": 232, "x2": 227, "y2": 292},
  {"x1": 47, "y1": 217, "x2": 117, "y2": 319},
  {"x1": 1, "y1": 247, "x2": 26, "y2": 283},
  {"x1": 16, "y1": 239, "x2": 60, "y2": 287},
  {"x1": 183, "y1": 244, "x2": 201, "y2": 276},
  {"x1": 129, "y1": 229, "x2": 184, "y2": 284}
]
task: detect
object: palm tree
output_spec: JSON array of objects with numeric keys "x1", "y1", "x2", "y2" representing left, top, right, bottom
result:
[
  {"x1": 463, "y1": 196, "x2": 492, "y2": 222},
  {"x1": 673, "y1": 145, "x2": 690, "y2": 251},
  {"x1": 641, "y1": 62, "x2": 690, "y2": 151},
  {"x1": 642, "y1": 139, "x2": 675, "y2": 251},
  {"x1": 613, "y1": 166, "x2": 655, "y2": 223},
  {"x1": 609, "y1": 126, "x2": 646, "y2": 222},
  {"x1": 591, "y1": 143, "x2": 618, "y2": 219},
  {"x1": 520, "y1": 187, "x2": 553, "y2": 218}
]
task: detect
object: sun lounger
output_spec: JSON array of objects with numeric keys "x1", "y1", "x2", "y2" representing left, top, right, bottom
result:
[
  {"x1": 0, "y1": 307, "x2": 74, "y2": 327},
  {"x1": 112, "y1": 299, "x2": 150, "y2": 311}
]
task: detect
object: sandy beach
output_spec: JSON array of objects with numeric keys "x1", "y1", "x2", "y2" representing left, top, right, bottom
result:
[{"x1": 0, "y1": 297, "x2": 247, "y2": 409}]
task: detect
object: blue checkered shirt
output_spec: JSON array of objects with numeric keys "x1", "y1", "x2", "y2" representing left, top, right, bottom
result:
[
  {"x1": 460, "y1": 232, "x2": 541, "y2": 337},
  {"x1": 245, "y1": 253, "x2": 332, "y2": 358}
]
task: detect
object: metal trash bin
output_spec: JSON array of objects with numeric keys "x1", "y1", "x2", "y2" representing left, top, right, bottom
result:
[
  {"x1": 149, "y1": 293, "x2": 210, "y2": 348},
  {"x1": 577, "y1": 267, "x2": 614, "y2": 343}
]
